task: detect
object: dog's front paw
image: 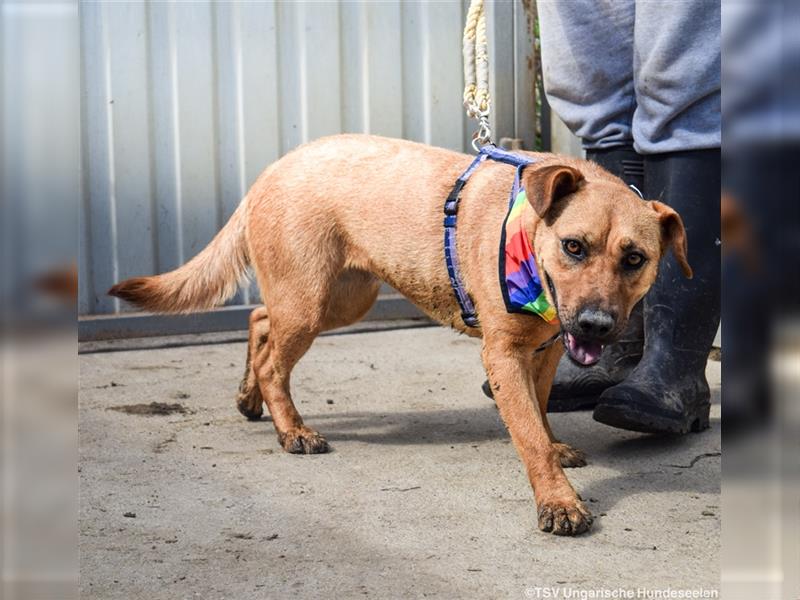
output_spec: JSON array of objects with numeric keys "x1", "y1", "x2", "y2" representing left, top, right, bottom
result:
[
  {"x1": 553, "y1": 442, "x2": 587, "y2": 468},
  {"x1": 278, "y1": 427, "x2": 330, "y2": 455},
  {"x1": 537, "y1": 497, "x2": 593, "y2": 536}
]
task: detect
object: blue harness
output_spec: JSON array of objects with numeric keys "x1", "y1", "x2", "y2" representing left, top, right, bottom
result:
[{"x1": 443, "y1": 145, "x2": 539, "y2": 328}]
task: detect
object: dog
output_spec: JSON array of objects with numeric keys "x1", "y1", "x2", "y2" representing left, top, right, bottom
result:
[{"x1": 110, "y1": 134, "x2": 691, "y2": 536}]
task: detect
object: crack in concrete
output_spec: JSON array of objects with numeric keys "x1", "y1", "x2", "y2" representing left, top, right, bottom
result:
[{"x1": 663, "y1": 452, "x2": 721, "y2": 469}]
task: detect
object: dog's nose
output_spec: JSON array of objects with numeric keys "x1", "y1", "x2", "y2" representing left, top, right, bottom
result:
[{"x1": 577, "y1": 309, "x2": 615, "y2": 338}]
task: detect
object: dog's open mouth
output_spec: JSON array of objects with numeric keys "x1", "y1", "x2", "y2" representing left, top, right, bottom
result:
[
  {"x1": 563, "y1": 332, "x2": 604, "y2": 366},
  {"x1": 545, "y1": 270, "x2": 605, "y2": 367}
]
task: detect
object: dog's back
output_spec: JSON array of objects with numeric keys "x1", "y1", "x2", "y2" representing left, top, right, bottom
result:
[{"x1": 110, "y1": 135, "x2": 474, "y2": 322}]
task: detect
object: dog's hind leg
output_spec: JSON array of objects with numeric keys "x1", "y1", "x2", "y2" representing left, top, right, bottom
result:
[
  {"x1": 250, "y1": 268, "x2": 381, "y2": 454},
  {"x1": 236, "y1": 306, "x2": 270, "y2": 420},
  {"x1": 250, "y1": 303, "x2": 328, "y2": 454},
  {"x1": 236, "y1": 271, "x2": 379, "y2": 423}
]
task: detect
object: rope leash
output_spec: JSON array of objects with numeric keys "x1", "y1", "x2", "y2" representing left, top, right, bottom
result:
[
  {"x1": 458, "y1": 2, "x2": 562, "y2": 350},
  {"x1": 463, "y1": 0, "x2": 492, "y2": 151}
]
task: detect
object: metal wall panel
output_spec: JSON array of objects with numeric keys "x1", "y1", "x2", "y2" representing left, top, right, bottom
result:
[{"x1": 80, "y1": 0, "x2": 537, "y2": 320}]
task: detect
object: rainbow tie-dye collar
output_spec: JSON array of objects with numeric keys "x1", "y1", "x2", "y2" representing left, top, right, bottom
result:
[
  {"x1": 443, "y1": 145, "x2": 559, "y2": 328},
  {"x1": 499, "y1": 186, "x2": 558, "y2": 323}
]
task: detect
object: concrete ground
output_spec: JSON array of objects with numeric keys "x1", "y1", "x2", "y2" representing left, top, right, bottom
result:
[{"x1": 79, "y1": 325, "x2": 720, "y2": 599}]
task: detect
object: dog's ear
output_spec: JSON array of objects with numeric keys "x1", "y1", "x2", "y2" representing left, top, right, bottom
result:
[
  {"x1": 651, "y1": 201, "x2": 693, "y2": 279},
  {"x1": 523, "y1": 164, "x2": 584, "y2": 218}
]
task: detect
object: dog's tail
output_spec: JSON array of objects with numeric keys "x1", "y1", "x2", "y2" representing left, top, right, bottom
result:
[{"x1": 109, "y1": 199, "x2": 250, "y2": 314}]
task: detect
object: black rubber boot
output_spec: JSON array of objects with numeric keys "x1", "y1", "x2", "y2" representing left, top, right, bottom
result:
[
  {"x1": 593, "y1": 150, "x2": 721, "y2": 433},
  {"x1": 546, "y1": 145, "x2": 645, "y2": 411},
  {"x1": 585, "y1": 144, "x2": 645, "y2": 191}
]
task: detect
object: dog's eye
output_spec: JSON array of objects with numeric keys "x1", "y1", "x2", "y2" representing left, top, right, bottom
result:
[
  {"x1": 562, "y1": 239, "x2": 584, "y2": 259},
  {"x1": 623, "y1": 253, "x2": 646, "y2": 270}
]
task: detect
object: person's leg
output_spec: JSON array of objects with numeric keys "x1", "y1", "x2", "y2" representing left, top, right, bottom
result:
[
  {"x1": 537, "y1": 0, "x2": 636, "y2": 150},
  {"x1": 629, "y1": 0, "x2": 721, "y2": 155},
  {"x1": 593, "y1": 0, "x2": 721, "y2": 433}
]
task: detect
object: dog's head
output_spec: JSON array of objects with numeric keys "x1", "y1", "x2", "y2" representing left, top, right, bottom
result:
[{"x1": 522, "y1": 160, "x2": 692, "y2": 366}]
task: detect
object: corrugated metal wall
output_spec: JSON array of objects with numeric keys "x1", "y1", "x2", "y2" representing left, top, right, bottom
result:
[{"x1": 80, "y1": 0, "x2": 538, "y2": 320}]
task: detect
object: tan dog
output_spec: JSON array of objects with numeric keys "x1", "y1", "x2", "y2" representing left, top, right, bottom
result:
[{"x1": 110, "y1": 135, "x2": 691, "y2": 536}]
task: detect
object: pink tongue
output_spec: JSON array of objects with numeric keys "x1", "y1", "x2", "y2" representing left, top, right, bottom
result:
[{"x1": 565, "y1": 332, "x2": 603, "y2": 366}]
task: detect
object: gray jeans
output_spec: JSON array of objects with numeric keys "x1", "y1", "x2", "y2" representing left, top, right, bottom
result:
[{"x1": 537, "y1": 0, "x2": 721, "y2": 154}]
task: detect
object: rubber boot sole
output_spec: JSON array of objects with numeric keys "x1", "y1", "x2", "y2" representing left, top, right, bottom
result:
[{"x1": 593, "y1": 401, "x2": 710, "y2": 434}]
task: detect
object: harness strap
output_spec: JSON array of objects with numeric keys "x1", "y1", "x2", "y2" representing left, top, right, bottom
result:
[
  {"x1": 532, "y1": 331, "x2": 562, "y2": 355},
  {"x1": 443, "y1": 154, "x2": 485, "y2": 327},
  {"x1": 443, "y1": 145, "x2": 536, "y2": 328}
]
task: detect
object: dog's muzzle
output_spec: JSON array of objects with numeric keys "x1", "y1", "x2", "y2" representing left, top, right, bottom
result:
[{"x1": 545, "y1": 271, "x2": 608, "y2": 367}]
